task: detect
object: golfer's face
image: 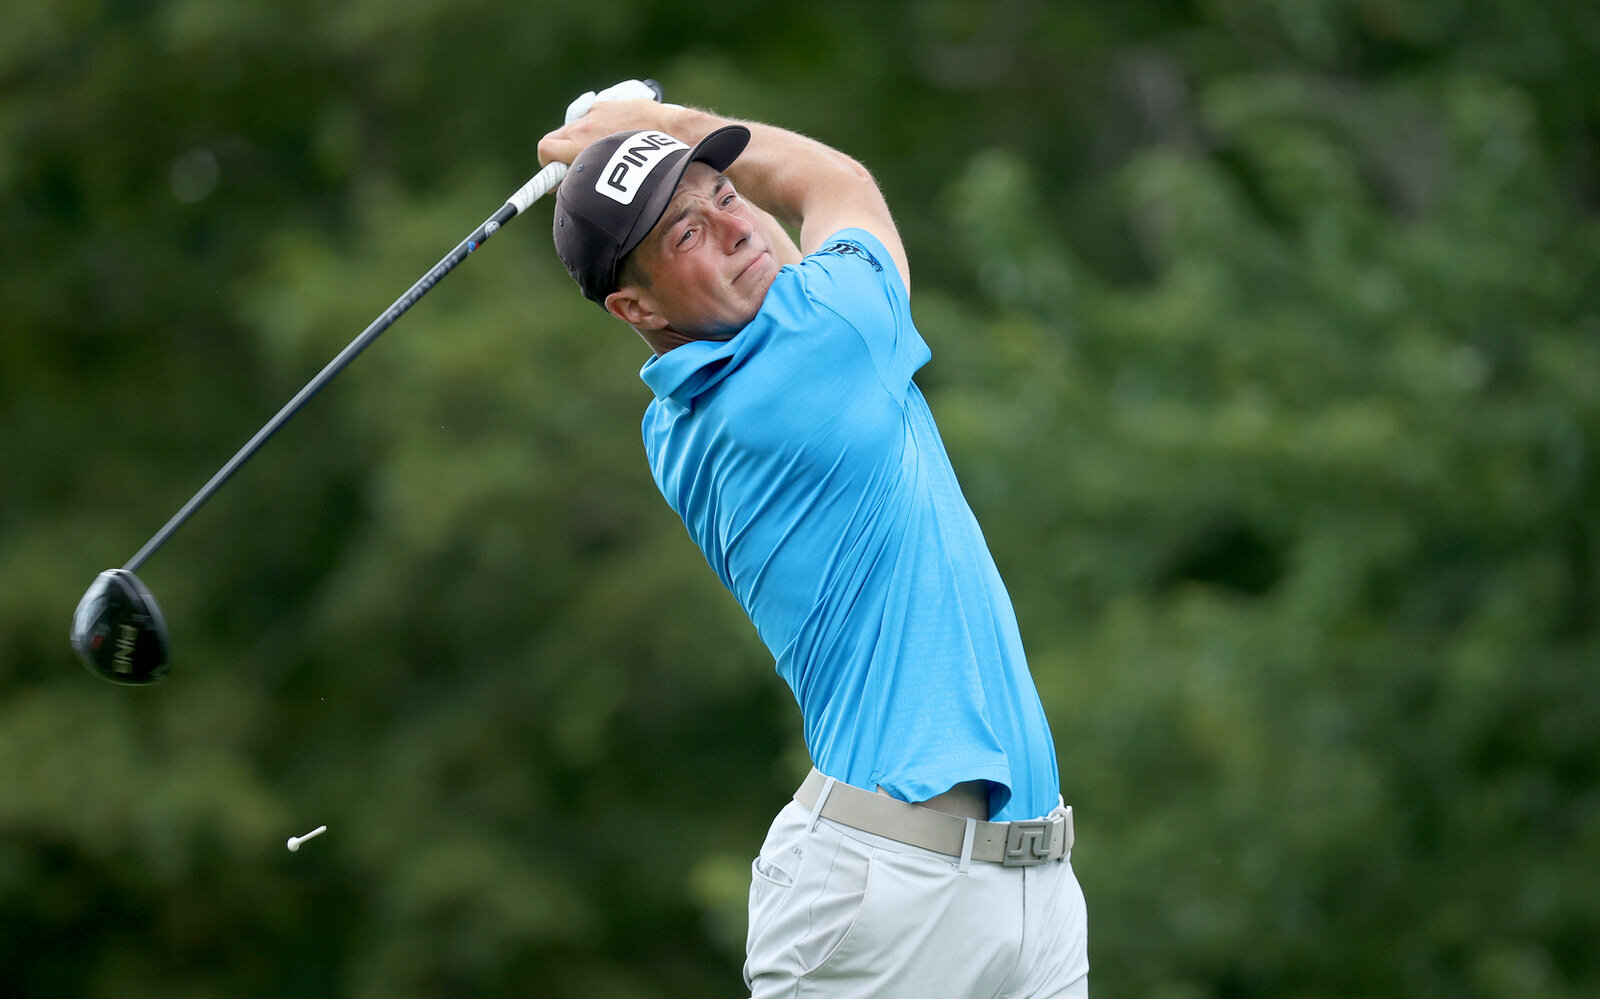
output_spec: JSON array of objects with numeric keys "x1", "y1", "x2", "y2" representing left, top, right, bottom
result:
[{"x1": 634, "y1": 163, "x2": 778, "y2": 338}]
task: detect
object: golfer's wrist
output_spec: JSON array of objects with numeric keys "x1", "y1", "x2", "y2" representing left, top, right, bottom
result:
[{"x1": 661, "y1": 103, "x2": 726, "y2": 145}]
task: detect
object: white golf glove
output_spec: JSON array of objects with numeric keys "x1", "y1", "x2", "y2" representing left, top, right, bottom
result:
[{"x1": 564, "y1": 79, "x2": 666, "y2": 125}]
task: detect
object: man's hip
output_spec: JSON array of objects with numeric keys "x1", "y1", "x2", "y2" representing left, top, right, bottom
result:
[{"x1": 744, "y1": 774, "x2": 1089, "y2": 998}]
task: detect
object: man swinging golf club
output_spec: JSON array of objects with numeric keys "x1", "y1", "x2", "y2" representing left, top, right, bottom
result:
[{"x1": 540, "y1": 86, "x2": 1089, "y2": 997}]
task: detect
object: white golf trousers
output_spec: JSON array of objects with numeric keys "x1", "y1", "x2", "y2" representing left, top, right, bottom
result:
[{"x1": 745, "y1": 799, "x2": 1090, "y2": 998}]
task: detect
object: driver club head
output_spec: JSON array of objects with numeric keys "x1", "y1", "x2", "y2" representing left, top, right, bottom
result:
[{"x1": 70, "y1": 569, "x2": 172, "y2": 684}]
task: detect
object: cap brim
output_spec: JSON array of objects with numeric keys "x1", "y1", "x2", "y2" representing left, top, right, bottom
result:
[{"x1": 613, "y1": 124, "x2": 751, "y2": 269}]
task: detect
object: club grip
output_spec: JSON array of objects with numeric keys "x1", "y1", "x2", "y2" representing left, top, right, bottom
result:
[
  {"x1": 506, "y1": 160, "x2": 569, "y2": 215},
  {"x1": 507, "y1": 80, "x2": 664, "y2": 214}
]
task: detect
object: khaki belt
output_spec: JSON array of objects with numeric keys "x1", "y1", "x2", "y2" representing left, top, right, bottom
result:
[{"x1": 793, "y1": 770, "x2": 1073, "y2": 867}]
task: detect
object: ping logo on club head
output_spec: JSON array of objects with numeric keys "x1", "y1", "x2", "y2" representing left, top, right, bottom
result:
[
  {"x1": 114, "y1": 622, "x2": 138, "y2": 674},
  {"x1": 597, "y1": 132, "x2": 688, "y2": 205}
]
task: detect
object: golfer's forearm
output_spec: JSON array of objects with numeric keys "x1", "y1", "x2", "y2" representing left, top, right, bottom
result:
[
  {"x1": 661, "y1": 106, "x2": 889, "y2": 253},
  {"x1": 676, "y1": 111, "x2": 865, "y2": 218}
]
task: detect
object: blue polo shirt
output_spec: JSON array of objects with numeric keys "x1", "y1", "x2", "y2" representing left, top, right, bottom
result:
[{"x1": 639, "y1": 229, "x2": 1058, "y2": 821}]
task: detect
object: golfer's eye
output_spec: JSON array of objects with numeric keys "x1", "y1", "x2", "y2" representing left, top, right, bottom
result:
[
  {"x1": 676, "y1": 226, "x2": 697, "y2": 248},
  {"x1": 720, "y1": 192, "x2": 737, "y2": 208}
]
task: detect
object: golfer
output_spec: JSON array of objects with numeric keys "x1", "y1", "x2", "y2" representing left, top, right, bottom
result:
[{"x1": 539, "y1": 93, "x2": 1089, "y2": 998}]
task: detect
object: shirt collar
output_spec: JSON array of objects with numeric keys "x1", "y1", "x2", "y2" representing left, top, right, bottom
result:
[{"x1": 639, "y1": 337, "x2": 742, "y2": 415}]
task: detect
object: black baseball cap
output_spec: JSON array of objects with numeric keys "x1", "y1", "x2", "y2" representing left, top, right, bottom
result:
[{"x1": 553, "y1": 125, "x2": 751, "y2": 304}]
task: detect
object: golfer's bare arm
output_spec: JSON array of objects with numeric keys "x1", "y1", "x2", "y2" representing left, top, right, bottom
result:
[{"x1": 539, "y1": 101, "x2": 908, "y2": 288}]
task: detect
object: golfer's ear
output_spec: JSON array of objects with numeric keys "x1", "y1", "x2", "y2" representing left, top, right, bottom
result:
[{"x1": 605, "y1": 287, "x2": 666, "y2": 329}]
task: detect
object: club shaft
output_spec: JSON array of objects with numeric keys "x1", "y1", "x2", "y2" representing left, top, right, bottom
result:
[{"x1": 124, "y1": 161, "x2": 569, "y2": 573}]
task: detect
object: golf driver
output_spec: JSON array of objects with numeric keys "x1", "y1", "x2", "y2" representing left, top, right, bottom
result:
[{"x1": 69, "y1": 79, "x2": 663, "y2": 684}]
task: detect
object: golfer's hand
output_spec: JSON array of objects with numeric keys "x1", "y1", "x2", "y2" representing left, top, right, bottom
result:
[
  {"x1": 541, "y1": 79, "x2": 676, "y2": 166},
  {"x1": 564, "y1": 79, "x2": 662, "y2": 125},
  {"x1": 538, "y1": 98, "x2": 683, "y2": 167}
]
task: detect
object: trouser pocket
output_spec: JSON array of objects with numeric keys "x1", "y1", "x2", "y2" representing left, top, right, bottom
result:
[
  {"x1": 746, "y1": 808, "x2": 874, "y2": 994},
  {"x1": 748, "y1": 851, "x2": 796, "y2": 940}
]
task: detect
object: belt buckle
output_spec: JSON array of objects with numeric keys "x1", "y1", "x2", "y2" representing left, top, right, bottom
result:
[{"x1": 1002, "y1": 817, "x2": 1060, "y2": 867}]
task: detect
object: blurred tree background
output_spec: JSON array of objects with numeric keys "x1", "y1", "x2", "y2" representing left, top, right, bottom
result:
[{"x1": 3, "y1": 0, "x2": 1597, "y2": 996}]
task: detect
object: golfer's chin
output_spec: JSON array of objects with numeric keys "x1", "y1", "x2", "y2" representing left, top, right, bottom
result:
[{"x1": 688, "y1": 271, "x2": 779, "y2": 342}]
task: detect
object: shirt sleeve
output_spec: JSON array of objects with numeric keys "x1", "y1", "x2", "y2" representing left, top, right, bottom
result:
[{"x1": 795, "y1": 228, "x2": 930, "y2": 396}]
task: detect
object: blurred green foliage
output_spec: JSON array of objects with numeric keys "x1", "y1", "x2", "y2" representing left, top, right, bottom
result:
[{"x1": 3, "y1": 1, "x2": 1597, "y2": 996}]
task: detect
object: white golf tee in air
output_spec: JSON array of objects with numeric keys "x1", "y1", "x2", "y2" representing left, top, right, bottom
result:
[{"x1": 287, "y1": 825, "x2": 328, "y2": 852}]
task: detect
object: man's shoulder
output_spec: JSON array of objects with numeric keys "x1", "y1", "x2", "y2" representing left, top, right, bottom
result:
[
  {"x1": 813, "y1": 235, "x2": 885, "y2": 273},
  {"x1": 779, "y1": 228, "x2": 902, "y2": 317},
  {"x1": 809, "y1": 228, "x2": 893, "y2": 273}
]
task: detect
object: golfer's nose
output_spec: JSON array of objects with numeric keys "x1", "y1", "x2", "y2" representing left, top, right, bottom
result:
[{"x1": 718, "y1": 211, "x2": 754, "y2": 251}]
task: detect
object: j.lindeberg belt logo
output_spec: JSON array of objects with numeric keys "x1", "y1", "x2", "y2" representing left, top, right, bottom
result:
[{"x1": 597, "y1": 132, "x2": 689, "y2": 205}]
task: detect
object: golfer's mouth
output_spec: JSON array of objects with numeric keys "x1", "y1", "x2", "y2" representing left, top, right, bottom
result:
[{"x1": 733, "y1": 250, "x2": 769, "y2": 284}]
